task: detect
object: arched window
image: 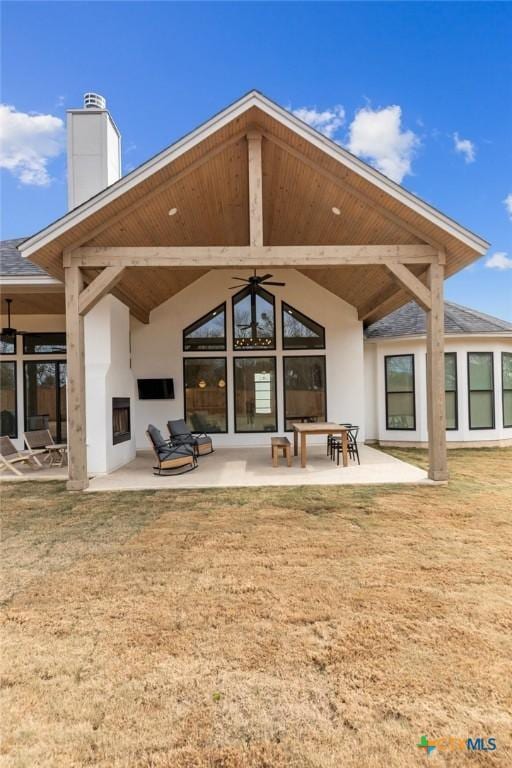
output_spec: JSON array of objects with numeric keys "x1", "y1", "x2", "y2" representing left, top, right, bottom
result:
[{"x1": 232, "y1": 286, "x2": 275, "y2": 350}]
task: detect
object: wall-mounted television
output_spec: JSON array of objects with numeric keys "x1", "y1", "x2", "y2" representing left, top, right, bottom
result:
[{"x1": 137, "y1": 378, "x2": 175, "y2": 400}]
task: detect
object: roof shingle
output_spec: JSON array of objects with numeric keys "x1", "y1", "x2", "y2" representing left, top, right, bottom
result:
[
  {"x1": 0, "y1": 238, "x2": 48, "y2": 277},
  {"x1": 365, "y1": 300, "x2": 512, "y2": 338}
]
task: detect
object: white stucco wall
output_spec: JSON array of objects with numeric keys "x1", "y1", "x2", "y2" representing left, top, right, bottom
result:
[
  {"x1": 364, "y1": 335, "x2": 512, "y2": 446},
  {"x1": 130, "y1": 269, "x2": 366, "y2": 450},
  {"x1": 85, "y1": 295, "x2": 136, "y2": 473}
]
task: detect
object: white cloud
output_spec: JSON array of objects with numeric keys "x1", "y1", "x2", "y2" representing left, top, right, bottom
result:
[
  {"x1": 503, "y1": 193, "x2": 512, "y2": 220},
  {"x1": 453, "y1": 132, "x2": 476, "y2": 163},
  {"x1": 292, "y1": 105, "x2": 345, "y2": 139},
  {"x1": 346, "y1": 105, "x2": 419, "y2": 183},
  {"x1": 0, "y1": 104, "x2": 65, "y2": 186},
  {"x1": 485, "y1": 251, "x2": 512, "y2": 271}
]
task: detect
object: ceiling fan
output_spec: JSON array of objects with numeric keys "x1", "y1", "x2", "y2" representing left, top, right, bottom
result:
[
  {"x1": 1, "y1": 298, "x2": 29, "y2": 336},
  {"x1": 230, "y1": 270, "x2": 286, "y2": 290}
]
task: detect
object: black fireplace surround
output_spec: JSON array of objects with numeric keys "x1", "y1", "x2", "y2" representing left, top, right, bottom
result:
[{"x1": 112, "y1": 397, "x2": 131, "y2": 445}]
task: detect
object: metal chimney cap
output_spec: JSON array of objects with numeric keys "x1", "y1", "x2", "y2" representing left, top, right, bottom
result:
[{"x1": 83, "y1": 92, "x2": 107, "y2": 110}]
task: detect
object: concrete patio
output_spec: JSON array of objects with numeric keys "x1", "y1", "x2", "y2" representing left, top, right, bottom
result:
[
  {"x1": 88, "y1": 444, "x2": 428, "y2": 491},
  {"x1": 0, "y1": 445, "x2": 430, "y2": 490}
]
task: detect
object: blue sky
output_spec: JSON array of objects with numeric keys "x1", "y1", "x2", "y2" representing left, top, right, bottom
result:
[{"x1": 1, "y1": 1, "x2": 511, "y2": 319}]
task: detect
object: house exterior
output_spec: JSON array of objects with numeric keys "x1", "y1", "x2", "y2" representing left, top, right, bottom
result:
[{"x1": 2, "y1": 90, "x2": 505, "y2": 490}]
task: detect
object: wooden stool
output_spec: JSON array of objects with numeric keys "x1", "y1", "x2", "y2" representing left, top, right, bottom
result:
[{"x1": 271, "y1": 436, "x2": 292, "y2": 467}]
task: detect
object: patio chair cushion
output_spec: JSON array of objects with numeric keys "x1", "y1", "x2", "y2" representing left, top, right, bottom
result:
[
  {"x1": 168, "y1": 419, "x2": 190, "y2": 437},
  {"x1": 195, "y1": 435, "x2": 213, "y2": 455},
  {"x1": 147, "y1": 424, "x2": 168, "y2": 451}
]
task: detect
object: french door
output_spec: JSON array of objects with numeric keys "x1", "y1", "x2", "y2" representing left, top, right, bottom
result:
[{"x1": 24, "y1": 361, "x2": 67, "y2": 443}]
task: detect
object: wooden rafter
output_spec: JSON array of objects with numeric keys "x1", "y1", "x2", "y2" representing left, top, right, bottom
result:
[
  {"x1": 78, "y1": 266, "x2": 125, "y2": 315},
  {"x1": 385, "y1": 263, "x2": 431, "y2": 311},
  {"x1": 247, "y1": 132, "x2": 263, "y2": 246}
]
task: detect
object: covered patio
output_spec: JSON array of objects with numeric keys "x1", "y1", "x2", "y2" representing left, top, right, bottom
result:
[
  {"x1": 17, "y1": 92, "x2": 488, "y2": 490},
  {"x1": 0, "y1": 443, "x2": 428, "y2": 489}
]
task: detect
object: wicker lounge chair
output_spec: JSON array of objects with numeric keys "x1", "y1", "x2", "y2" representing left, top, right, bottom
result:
[
  {"x1": 24, "y1": 429, "x2": 67, "y2": 467},
  {"x1": 0, "y1": 436, "x2": 45, "y2": 476}
]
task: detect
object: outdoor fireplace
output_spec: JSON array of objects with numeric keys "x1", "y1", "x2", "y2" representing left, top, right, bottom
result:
[{"x1": 112, "y1": 397, "x2": 131, "y2": 445}]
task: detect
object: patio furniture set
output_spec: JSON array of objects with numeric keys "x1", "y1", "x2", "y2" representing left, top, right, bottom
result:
[
  {"x1": 0, "y1": 430, "x2": 68, "y2": 477},
  {"x1": 147, "y1": 419, "x2": 360, "y2": 476},
  {"x1": 146, "y1": 419, "x2": 214, "y2": 475}
]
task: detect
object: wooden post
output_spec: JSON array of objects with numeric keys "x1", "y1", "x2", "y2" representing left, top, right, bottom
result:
[
  {"x1": 65, "y1": 264, "x2": 88, "y2": 490},
  {"x1": 247, "y1": 132, "x2": 263, "y2": 246},
  {"x1": 426, "y1": 259, "x2": 448, "y2": 481}
]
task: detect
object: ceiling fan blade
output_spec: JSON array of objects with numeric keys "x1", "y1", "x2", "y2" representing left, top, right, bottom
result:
[
  {"x1": 256, "y1": 273, "x2": 273, "y2": 282},
  {"x1": 261, "y1": 281, "x2": 286, "y2": 287},
  {"x1": 231, "y1": 276, "x2": 249, "y2": 281}
]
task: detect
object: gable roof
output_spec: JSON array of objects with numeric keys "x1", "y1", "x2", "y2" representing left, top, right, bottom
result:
[
  {"x1": 365, "y1": 300, "x2": 512, "y2": 339},
  {"x1": 16, "y1": 90, "x2": 490, "y2": 324},
  {"x1": 19, "y1": 91, "x2": 488, "y2": 262},
  {"x1": 0, "y1": 238, "x2": 47, "y2": 277}
]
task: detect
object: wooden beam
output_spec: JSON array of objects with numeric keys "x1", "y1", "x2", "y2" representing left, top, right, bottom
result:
[
  {"x1": 65, "y1": 265, "x2": 88, "y2": 490},
  {"x1": 62, "y1": 130, "x2": 248, "y2": 255},
  {"x1": 426, "y1": 260, "x2": 448, "y2": 481},
  {"x1": 385, "y1": 263, "x2": 431, "y2": 311},
  {"x1": 70, "y1": 244, "x2": 437, "y2": 268},
  {"x1": 78, "y1": 266, "x2": 125, "y2": 315},
  {"x1": 262, "y1": 129, "x2": 446, "y2": 252},
  {"x1": 247, "y1": 132, "x2": 263, "y2": 246}
]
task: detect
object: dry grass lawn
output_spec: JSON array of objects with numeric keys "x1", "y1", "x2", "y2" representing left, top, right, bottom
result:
[{"x1": 1, "y1": 448, "x2": 511, "y2": 767}]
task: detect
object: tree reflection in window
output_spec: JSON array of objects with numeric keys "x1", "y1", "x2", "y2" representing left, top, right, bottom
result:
[
  {"x1": 282, "y1": 303, "x2": 325, "y2": 349},
  {"x1": 183, "y1": 304, "x2": 226, "y2": 351},
  {"x1": 233, "y1": 286, "x2": 275, "y2": 350}
]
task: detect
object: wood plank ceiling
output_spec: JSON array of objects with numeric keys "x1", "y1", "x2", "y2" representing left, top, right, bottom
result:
[{"x1": 24, "y1": 105, "x2": 485, "y2": 324}]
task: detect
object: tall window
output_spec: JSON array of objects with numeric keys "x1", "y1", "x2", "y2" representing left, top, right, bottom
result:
[
  {"x1": 234, "y1": 357, "x2": 277, "y2": 432},
  {"x1": 24, "y1": 361, "x2": 67, "y2": 442},
  {"x1": 283, "y1": 356, "x2": 326, "y2": 430},
  {"x1": 445, "y1": 352, "x2": 458, "y2": 430},
  {"x1": 282, "y1": 303, "x2": 325, "y2": 350},
  {"x1": 233, "y1": 286, "x2": 275, "y2": 350},
  {"x1": 468, "y1": 352, "x2": 494, "y2": 429},
  {"x1": 502, "y1": 353, "x2": 512, "y2": 428},
  {"x1": 183, "y1": 358, "x2": 227, "y2": 433},
  {"x1": 0, "y1": 361, "x2": 17, "y2": 437},
  {"x1": 183, "y1": 304, "x2": 226, "y2": 352},
  {"x1": 385, "y1": 355, "x2": 415, "y2": 430}
]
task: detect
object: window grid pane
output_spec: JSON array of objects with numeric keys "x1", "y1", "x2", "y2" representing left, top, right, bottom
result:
[
  {"x1": 283, "y1": 356, "x2": 326, "y2": 431},
  {"x1": 183, "y1": 304, "x2": 226, "y2": 352},
  {"x1": 183, "y1": 358, "x2": 227, "y2": 433},
  {"x1": 0, "y1": 333, "x2": 16, "y2": 355},
  {"x1": 385, "y1": 355, "x2": 415, "y2": 430},
  {"x1": 445, "y1": 352, "x2": 457, "y2": 430},
  {"x1": 282, "y1": 303, "x2": 325, "y2": 350},
  {"x1": 23, "y1": 333, "x2": 66, "y2": 355},
  {"x1": 468, "y1": 352, "x2": 494, "y2": 429},
  {"x1": 503, "y1": 353, "x2": 512, "y2": 428},
  {"x1": 234, "y1": 357, "x2": 277, "y2": 432},
  {"x1": 0, "y1": 361, "x2": 17, "y2": 437}
]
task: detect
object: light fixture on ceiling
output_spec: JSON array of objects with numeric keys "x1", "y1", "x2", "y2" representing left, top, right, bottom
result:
[
  {"x1": 332, "y1": 206, "x2": 341, "y2": 216},
  {"x1": 168, "y1": 207, "x2": 178, "y2": 217},
  {"x1": 198, "y1": 379, "x2": 207, "y2": 389}
]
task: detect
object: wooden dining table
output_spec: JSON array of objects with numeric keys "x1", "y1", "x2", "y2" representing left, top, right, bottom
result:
[{"x1": 292, "y1": 422, "x2": 350, "y2": 468}]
